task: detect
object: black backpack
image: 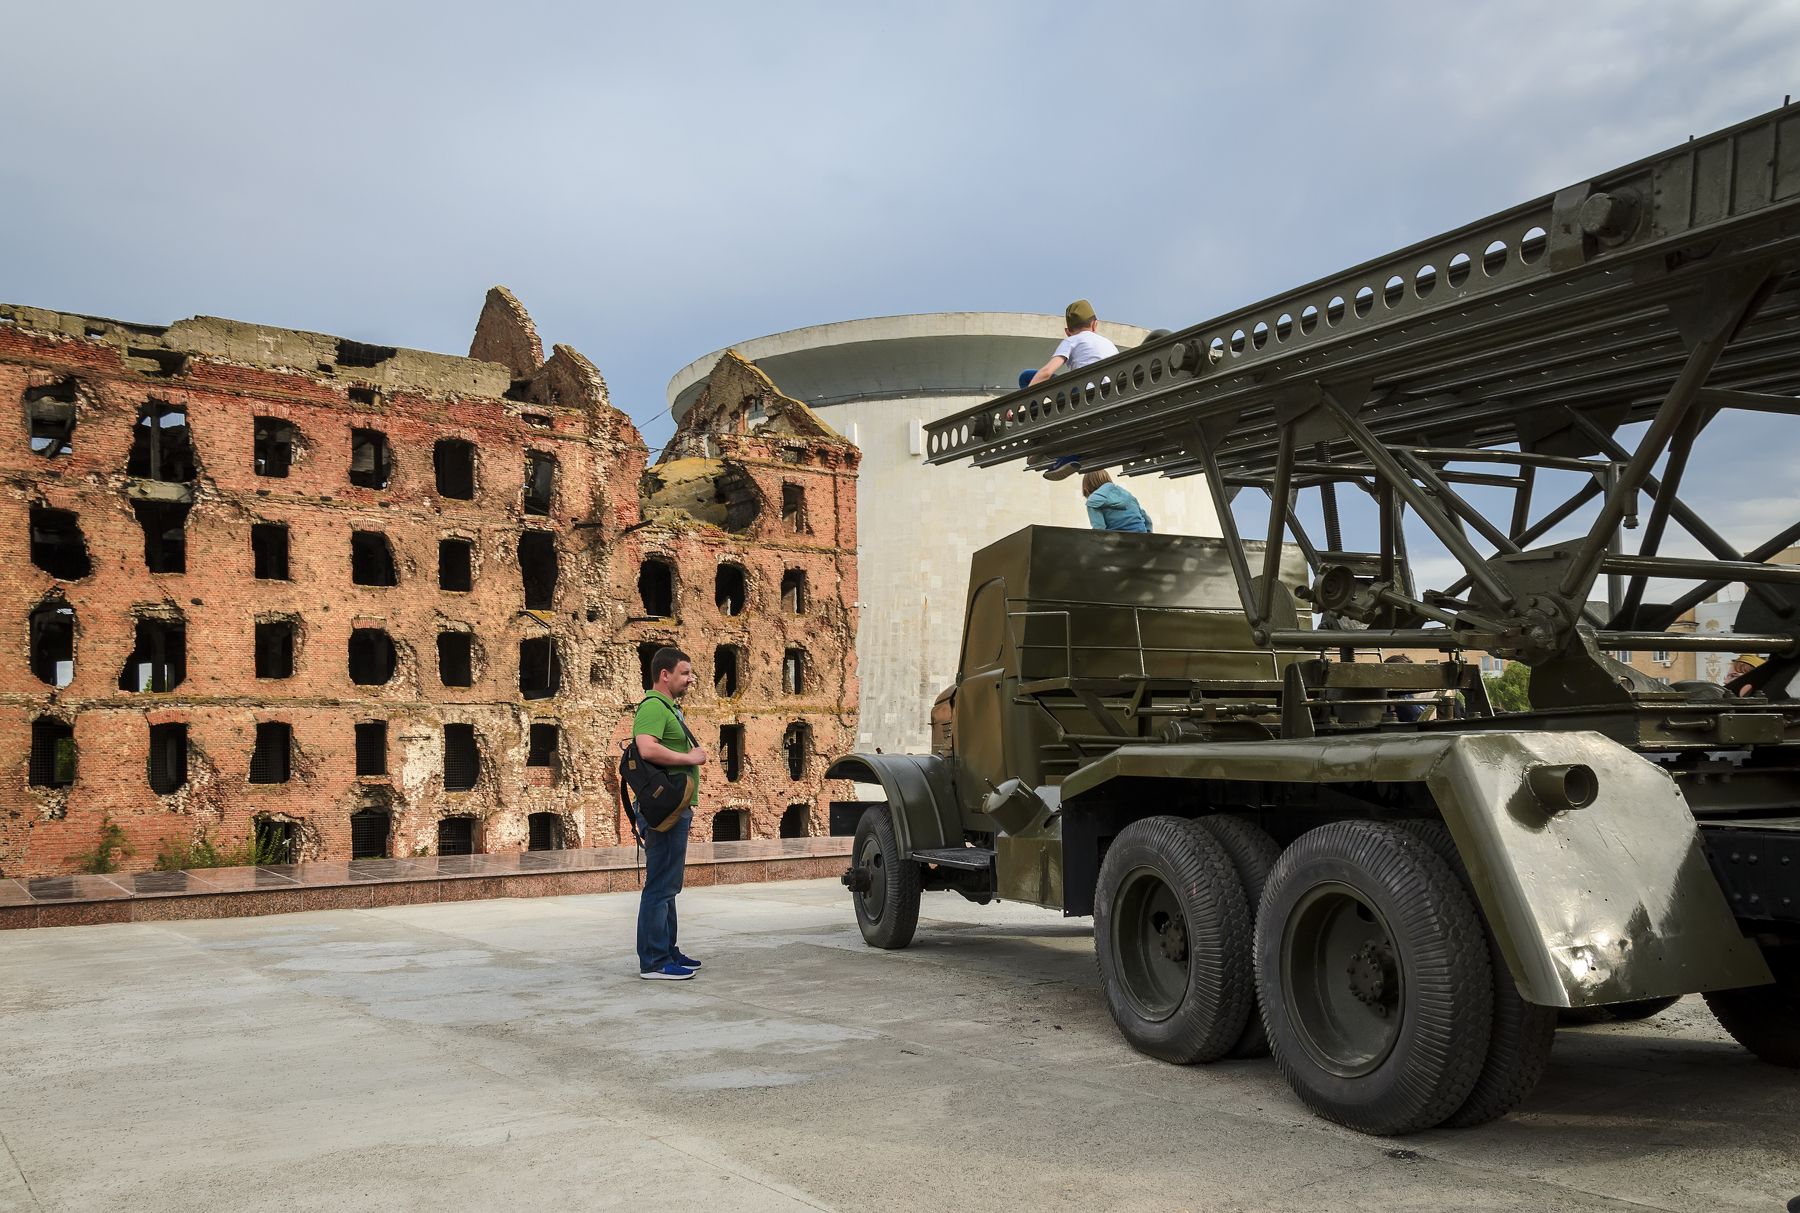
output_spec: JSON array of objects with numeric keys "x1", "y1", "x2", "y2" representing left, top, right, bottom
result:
[{"x1": 618, "y1": 699, "x2": 698, "y2": 839}]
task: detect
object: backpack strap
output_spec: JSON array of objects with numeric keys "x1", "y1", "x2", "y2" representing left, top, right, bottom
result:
[{"x1": 635, "y1": 694, "x2": 701, "y2": 749}]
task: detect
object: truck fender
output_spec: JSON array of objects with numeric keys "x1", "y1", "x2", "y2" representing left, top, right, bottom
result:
[
  {"x1": 824, "y1": 752, "x2": 961, "y2": 855},
  {"x1": 1061, "y1": 731, "x2": 1772, "y2": 1007}
]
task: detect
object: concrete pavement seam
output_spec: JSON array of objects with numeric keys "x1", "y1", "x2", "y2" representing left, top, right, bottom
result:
[{"x1": 0, "y1": 1126, "x2": 46, "y2": 1213}]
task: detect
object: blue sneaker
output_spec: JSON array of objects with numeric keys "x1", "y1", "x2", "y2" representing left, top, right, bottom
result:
[
  {"x1": 674, "y1": 951, "x2": 702, "y2": 969},
  {"x1": 639, "y1": 962, "x2": 695, "y2": 980}
]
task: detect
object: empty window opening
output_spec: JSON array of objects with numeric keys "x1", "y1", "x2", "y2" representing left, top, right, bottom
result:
[
  {"x1": 638, "y1": 559, "x2": 674, "y2": 617},
  {"x1": 249, "y1": 722, "x2": 292, "y2": 784},
  {"x1": 519, "y1": 636, "x2": 561, "y2": 700},
  {"x1": 713, "y1": 645, "x2": 741, "y2": 697},
  {"x1": 351, "y1": 531, "x2": 397, "y2": 586},
  {"x1": 781, "y1": 483, "x2": 806, "y2": 533},
  {"x1": 126, "y1": 400, "x2": 195, "y2": 482},
  {"x1": 717, "y1": 463, "x2": 763, "y2": 532},
  {"x1": 119, "y1": 617, "x2": 186, "y2": 693},
  {"x1": 440, "y1": 537, "x2": 474, "y2": 592},
  {"x1": 716, "y1": 564, "x2": 747, "y2": 615},
  {"x1": 350, "y1": 807, "x2": 390, "y2": 859},
  {"x1": 252, "y1": 523, "x2": 290, "y2": 580},
  {"x1": 30, "y1": 506, "x2": 91, "y2": 580},
  {"x1": 780, "y1": 804, "x2": 812, "y2": 838},
  {"x1": 527, "y1": 722, "x2": 559, "y2": 768},
  {"x1": 523, "y1": 451, "x2": 555, "y2": 515},
  {"x1": 519, "y1": 531, "x2": 557, "y2": 609},
  {"x1": 711, "y1": 809, "x2": 747, "y2": 843},
  {"x1": 719, "y1": 724, "x2": 744, "y2": 782},
  {"x1": 438, "y1": 631, "x2": 475, "y2": 687},
  {"x1": 781, "y1": 569, "x2": 808, "y2": 614},
  {"x1": 521, "y1": 411, "x2": 552, "y2": 427},
  {"x1": 254, "y1": 816, "x2": 298, "y2": 863},
  {"x1": 349, "y1": 428, "x2": 392, "y2": 489},
  {"x1": 347, "y1": 386, "x2": 379, "y2": 407},
  {"x1": 527, "y1": 811, "x2": 564, "y2": 851},
  {"x1": 29, "y1": 718, "x2": 76, "y2": 788},
  {"x1": 24, "y1": 379, "x2": 77, "y2": 457},
  {"x1": 148, "y1": 722, "x2": 188, "y2": 795},
  {"x1": 348, "y1": 628, "x2": 397, "y2": 685},
  {"x1": 783, "y1": 648, "x2": 807, "y2": 695},
  {"x1": 638, "y1": 642, "x2": 662, "y2": 690},
  {"x1": 255, "y1": 620, "x2": 296, "y2": 679},
  {"x1": 133, "y1": 500, "x2": 189, "y2": 573},
  {"x1": 335, "y1": 339, "x2": 397, "y2": 369},
  {"x1": 443, "y1": 724, "x2": 480, "y2": 792},
  {"x1": 437, "y1": 815, "x2": 476, "y2": 855},
  {"x1": 783, "y1": 722, "x2": 811, "y2": 780},
  {"x1": 28, "y1": 600, "x2": 75, "y2": 687},
  {"x1": 434, "y1": 439, "x2": 476, "y2": 500},
  {"x1": 254, "y1": 417, "x2": 294, "y2": 477},
  {"x1": 355, "y1": 721, "x2": 387, "y2": 776}
]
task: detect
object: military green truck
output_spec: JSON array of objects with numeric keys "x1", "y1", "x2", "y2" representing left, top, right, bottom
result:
[{"x1": 829, "y1": 104, "x2": 1800, "y2": 1135}]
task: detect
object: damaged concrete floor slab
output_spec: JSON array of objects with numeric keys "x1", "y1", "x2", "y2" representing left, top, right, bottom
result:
[{"x1": 1, "y1": 882, "x2": 1796, "y2": 1212}]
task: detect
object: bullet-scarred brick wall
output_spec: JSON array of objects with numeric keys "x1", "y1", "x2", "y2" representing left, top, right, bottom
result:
[{"x1": 0, "y1": 291, "x2": 859, "y2": 877}]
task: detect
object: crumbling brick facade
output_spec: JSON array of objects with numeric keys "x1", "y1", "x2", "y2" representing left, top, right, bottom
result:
[{"x1": 0, "y1": 291, "x2": 859, "y2": 877}]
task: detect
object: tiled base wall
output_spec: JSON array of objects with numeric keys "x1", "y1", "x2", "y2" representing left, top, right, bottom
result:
[{"x1": 0, "y1": 843, "x2": 853, "y2": 930}]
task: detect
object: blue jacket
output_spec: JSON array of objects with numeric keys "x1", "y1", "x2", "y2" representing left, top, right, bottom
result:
[{"x1": 1086, "y1": 483, "x2": 1152, "y2": 533}]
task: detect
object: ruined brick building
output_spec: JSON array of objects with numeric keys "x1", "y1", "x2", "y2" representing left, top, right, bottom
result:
[{"x1": 0, "y1": 290, "x2": 859, "y2": 878}]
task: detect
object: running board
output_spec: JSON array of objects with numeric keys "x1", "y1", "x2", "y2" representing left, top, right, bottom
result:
[{"x1": 910, "y1": 846, "x2": 996, "y2": 871}]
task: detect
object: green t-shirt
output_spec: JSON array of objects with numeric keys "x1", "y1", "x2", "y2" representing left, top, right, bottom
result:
[{"x1": 631, "y1": 692, "x2": 699, "y2": 807}]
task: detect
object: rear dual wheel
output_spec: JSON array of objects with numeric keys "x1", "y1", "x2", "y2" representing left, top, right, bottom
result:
[
  {"x1": 1395, "y1": 819, "x2": 1557, "y2": 1127},
  {"x1": 1194, "y1": 815, "x2": 1282, "y2": 1058},
  {"x1": 1094, "y1": 816, "x2": 1254, "y2": 1063},
  {"x1": 1706, "y1": 947, "x2": 1800, "y2": 1067},
  {"x1": 1256, "y1": 821, "x2": 1493, "y2": 1135}
]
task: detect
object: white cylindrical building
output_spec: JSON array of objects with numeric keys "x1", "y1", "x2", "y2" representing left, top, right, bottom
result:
[{"x1": 668, "y1": 312, "x2": 1221, "y2": 753}]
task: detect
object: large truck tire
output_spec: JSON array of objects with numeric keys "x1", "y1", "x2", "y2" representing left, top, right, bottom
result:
[
  {"x1": 1705, "y1": 948, "x2": 1800, "y2": 1067},
  {"x1": 849, "y1": 806, "x2": 921, "y2": 950},
  {"x1": 1395, "y1": 819, "x2": 1556, "y2": 1128},
  {"x1": 1256, "y1": 821, "x2": 1493, "y2": 1135},
  {"x1": 1095, "y1": 816, "x2": 1254, "y2": 1064},
  {"x1": 1192, "y1": 815, "x2": 1282, "y2": 1058}
]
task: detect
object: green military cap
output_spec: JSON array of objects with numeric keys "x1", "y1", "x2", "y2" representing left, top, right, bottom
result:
[{"x1": 1066, "y1": 299, "x2": 1096, "y2": 328}]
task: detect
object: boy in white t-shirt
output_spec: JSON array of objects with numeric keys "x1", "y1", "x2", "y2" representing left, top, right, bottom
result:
[{"x1": 1026, "y1": 299, "x2": 1119, "y2": 388}]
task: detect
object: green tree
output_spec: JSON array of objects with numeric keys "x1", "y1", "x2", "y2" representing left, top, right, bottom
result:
[{"x1": 1483, "y1": 660, "x2": 1532, "y2": 712}]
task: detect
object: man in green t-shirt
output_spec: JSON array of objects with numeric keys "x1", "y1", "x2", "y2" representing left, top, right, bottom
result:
[{"x1": 631, "y1": 646, "x2": 710, "y2": 980}]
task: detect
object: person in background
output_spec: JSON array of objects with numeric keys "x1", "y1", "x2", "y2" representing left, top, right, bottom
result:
[
  {"x1": 1728, "y1": 652, "x2": 1765, "y2": 697},
  {"x1": 1027, "y1": 298, "x2": 1119, "y2": 388},
  {"x1": 632, "y1": 647, "x2": 709, "y2": 980},
  {"x1": 1081, "y1": 470, "x2": 1152, "y2": 533},
  {"x1": 1019, "y1": 298, "x2": 1120, "y2": 394},
  {"x1": 1384, "y1": 653, "x2": 1429, "y2": 723}
]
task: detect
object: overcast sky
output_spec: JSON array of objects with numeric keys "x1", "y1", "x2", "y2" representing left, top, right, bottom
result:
[{"x1": 5, "y1": 1, "x2": 1798, "y2": 575}]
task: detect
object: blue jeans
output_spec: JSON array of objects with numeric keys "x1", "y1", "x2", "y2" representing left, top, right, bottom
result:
[{"x1": 636, "y1": 808, "x2": 692, "y2": 971}]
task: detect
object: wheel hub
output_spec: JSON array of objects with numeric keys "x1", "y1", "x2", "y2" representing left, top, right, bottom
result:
[
  {"x1": 1112, "y1": 866, "x2": 1192, "y2": 1022},
  {"x1": 1346, "y1": 940, "x2": 1398, "y2": 1015},
  {"x1": 1157, "y1": 911, "x2": 1189, "y2": 963}
]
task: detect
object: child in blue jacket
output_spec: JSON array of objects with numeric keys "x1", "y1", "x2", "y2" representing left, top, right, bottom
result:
[{"x1": 1081, "y1": 470, "x2": 1152, "y2": 533}]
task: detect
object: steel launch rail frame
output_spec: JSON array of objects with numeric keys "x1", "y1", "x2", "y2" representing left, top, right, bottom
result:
[{"x1": 923, "y1": 104, "x2": 1800, "y2": 686}]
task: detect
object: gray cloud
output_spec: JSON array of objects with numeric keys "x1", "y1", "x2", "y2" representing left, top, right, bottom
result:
[{"x1": 4, "y1": 0, "x2": 1796, "y2": 490}]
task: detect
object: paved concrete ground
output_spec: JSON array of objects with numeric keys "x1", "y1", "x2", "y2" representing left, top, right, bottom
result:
[{"x1": 1, "y1": 881, "x2": 1796, "y2": 1213}]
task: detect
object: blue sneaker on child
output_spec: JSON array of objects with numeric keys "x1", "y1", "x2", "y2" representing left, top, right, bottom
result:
[{"x1": 674, "y1": 951, "x2": 702, "y2": 969}]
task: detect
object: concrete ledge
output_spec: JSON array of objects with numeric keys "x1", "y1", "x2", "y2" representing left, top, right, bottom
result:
[{"x1": 0, "y1": 838, "x2": 852, "y2": 930}]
